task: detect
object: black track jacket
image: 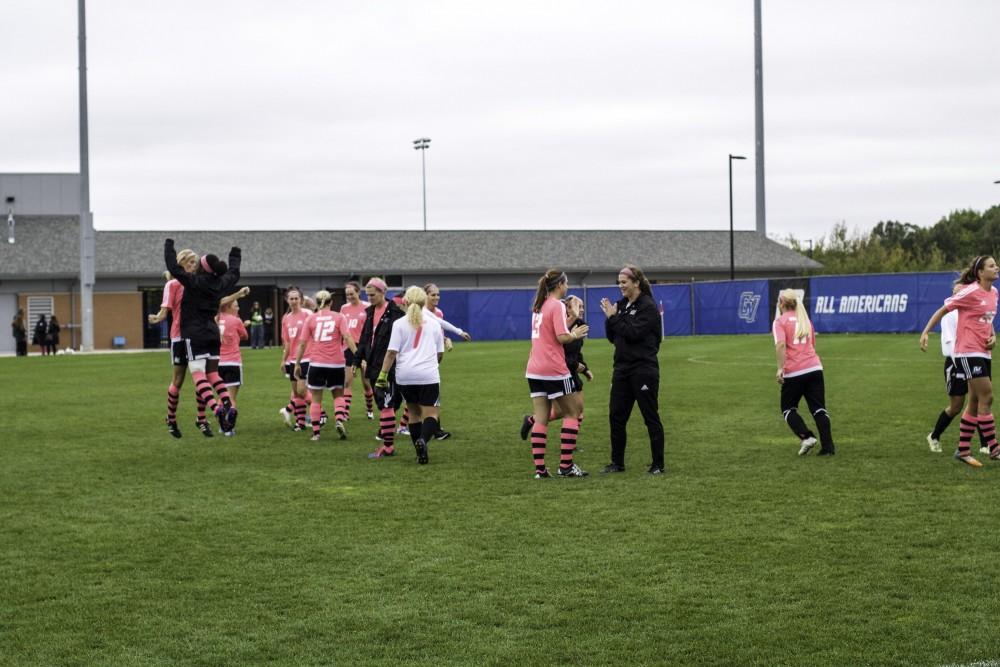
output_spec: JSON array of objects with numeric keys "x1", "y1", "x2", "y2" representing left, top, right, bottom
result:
[
  {"x1": 164, "y1": 239, "x2": 241, "y2": 343},
  {"x1": 356, "y1": 300, "x2": 405, "y2": 383},
  {"x1": 604, "y1": 293, "x2": 661, "y2": 375}
]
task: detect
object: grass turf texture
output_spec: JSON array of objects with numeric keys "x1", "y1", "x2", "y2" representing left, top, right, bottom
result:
[{"x1": 2, "y1": 334, "x2": 999, "y2": 666}]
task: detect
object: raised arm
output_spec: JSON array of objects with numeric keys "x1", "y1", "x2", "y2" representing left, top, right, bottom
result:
[
  {"x1": 919, "y1": 304, "x2": 950, "y2": 352},
  {"x1": 219, "y1": 247, "x2": 242, "y2": 292},
  {"x1": 164, "y1": 239, "x2": 192, "y2": 286}
]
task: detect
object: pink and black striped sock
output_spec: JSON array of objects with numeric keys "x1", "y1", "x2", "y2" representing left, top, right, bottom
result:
[
  {"x1": 379, "y1": 408, "x2": 396, "y2": 450},
  {"x1": 196, "y1": 393, "x2": 207, "y2": 423},
  {"x1": 208, "y1": 372, "x2": 232, "y2": 409},
  {"x1": 310, "y1": 402, "x2": 323, "y2": 437},
  {"x1": 364, "y1": 389, "x2": 374, "y2": 412},
  {"x1": 530, "y1": 421, "x2": 547, "y2": 473},
  {"x1": 343, "y1": 386, "x2": 353, "y2": 415},
  {"x1": 559, "y1": 418, "x2": 580, "y2": 470},
  {"x1": 958, "y1": 412, "x2": 978, "y2": 457},
  {"x1": 334, "y1": 397, "x2": 348, "y2": 423},
  {"x1": 166, "y1": 384, "x2": 180, "y2": 422},
  {"x1": 191, "y1": 371, "x2": 219, "y2": 414},
  {"x1": 979, "y1": 414, "x2": 998, "y2": 456},
  {"x1": 293, "y1": 397, "x2": 308, "y2": 427}
]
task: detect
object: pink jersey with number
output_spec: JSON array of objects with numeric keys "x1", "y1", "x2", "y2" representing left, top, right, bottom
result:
[
  {"x1": 218, "y1": 313, "x2": 247, "y2": 364},
  {"x1": 945, "y1": 283, "x2": 998, "y2": 358},
  {"x1": 339, "y1": 301, "x2": 369, "y2": 346},
  {"x1": 303, "y1": 310, "x2": 348, "y2": 367},
  {"x1": 773, "y1": 312, "x2": 823, "y2": 377},
  {"x1": 281, "y1": 308, "x2": 312, "y2": 363},
  {"x1": 526, "y1": 297, "x2": 571, "y2": 380},
  {"x1": 161, "y1": 279, "x2": 184, "y2": 340}
]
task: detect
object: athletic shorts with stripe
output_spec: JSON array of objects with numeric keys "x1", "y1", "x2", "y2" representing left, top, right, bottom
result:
[
  {"x1": 944, "y1": 357, "x2": 968, "y2": 397},
  {"x1": 218, "y1": 364, "x2": 243, "y2": 387},
  {"x1": 399, "y1": 383, "x2": 440, "y2": 407},
  {"x1": 954, "y1": 356, "x2": 991, "y2": 381},
  {"x1": 171, "y1": 339, "x2": 189, "y2": 367},
  {"x1": 527, "y1": 377, "x2": 575, "y2": 400},
  {"x1": 307, "y1": 366, "x2": 345, "y2": 391}
]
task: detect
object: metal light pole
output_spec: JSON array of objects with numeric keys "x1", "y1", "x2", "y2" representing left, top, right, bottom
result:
[
  {"x1": 729, "y1": 154, "x2": 747, "y2": 281},
  {"x1": 78, "y1": 0, "x2": 95, "y2": 351},
  {"x1": 754, "y1": 0, "x2": 766, "y2": 236},
  {"x1": 413, "y1": 137, "x2": 431, "y2": 231}
]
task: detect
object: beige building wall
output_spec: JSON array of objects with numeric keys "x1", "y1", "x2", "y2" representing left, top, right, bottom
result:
[{"x1": 18, "y1": 292, "x2": 143, "y2": 350}]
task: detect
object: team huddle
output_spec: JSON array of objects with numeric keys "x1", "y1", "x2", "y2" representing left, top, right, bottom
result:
[{"x1": 152, "y1": 239, "x2": 1000, "y2": 475}]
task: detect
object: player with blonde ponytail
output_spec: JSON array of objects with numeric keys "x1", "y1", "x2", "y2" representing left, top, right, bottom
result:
[
  {"x1": 294, "y1": 290, "x2": 355, "y2": 441},
  {"x1": 375, "y1": 286, "x2": 445, "y2": 465},
  {"x1": 773, "y1": 289, "x2": 836, "y2": 456}
]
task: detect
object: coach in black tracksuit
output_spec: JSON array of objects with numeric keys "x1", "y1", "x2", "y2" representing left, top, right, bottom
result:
[{"x1": 600, "y1": 265, "x2": 665, "y2": 475}]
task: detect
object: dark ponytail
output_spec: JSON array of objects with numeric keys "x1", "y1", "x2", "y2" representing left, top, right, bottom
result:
[
  {"x1": 201, "y1": 254, "x2": 228, "y2": 275},
  {"x1": 533, "y1": 269, "x2": 567, "y2": 313},
  {"x1": 956, "y1": 255, "x2": 994, "y2": 286}
]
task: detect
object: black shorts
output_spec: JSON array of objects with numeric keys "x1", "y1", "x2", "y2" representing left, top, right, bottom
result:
[
  {"x1": 171, "y1": 339, "x2": 188, "y2": 367},
  {"x1": 218, "y1": 363, "x2": 243, "y2": 387},
  {"x1": 527, "y1": 377, "x2": 575, "y2": 400},
  {"x1": 285, "y1": 361, "x2": 310, "y2": 381},
  {"x1": 375, "y1": 378, "x2": 403, "y2": 412},
  {"x1": 954, "y1": 356, "x2": 991, "y2": 381},
  {"x1": 399, "y1": 383, "x2": 440, "y2": 407},
  {"x1": 186, "y1": 338, "x2": 220, "y2": 361},
  {"x1": 780, "y1": 370, "x2": 827, "y2": 415},
  {"x1": 570, "y1": 373, "x2": 584, "y2": 394},
  {"x1": 307, "y1": 365, "x2": 346, "y2": 390},
  {"x1": 945, "y1": 357, "x2": 968, "y2": 397}
]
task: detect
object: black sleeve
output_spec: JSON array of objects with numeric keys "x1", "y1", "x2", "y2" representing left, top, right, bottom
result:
[
  {"x1": 164, "y1": 239, "x2": 192, "y2": 286},
  {"x1": 607, "y1": 297, "x2": 659, "y2": 343},
  {"x1": 356, "y1": 307, "x2": 373, "y2": 362},
  {"x1": 219, "y1": 247, "x2": 242, "y2": 292}
]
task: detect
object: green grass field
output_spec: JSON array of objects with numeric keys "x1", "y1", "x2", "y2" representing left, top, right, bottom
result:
[{"x1": 2, "y1": 334, "x2": 999, "y2": 666}]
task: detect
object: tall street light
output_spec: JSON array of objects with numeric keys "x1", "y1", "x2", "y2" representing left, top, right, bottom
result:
[
  {"x1": 729, "y1": 154, "x2": 747, "y2": 280},
  {"x1": 413, "y1": 137, "x2": 431, "y2": 231}
]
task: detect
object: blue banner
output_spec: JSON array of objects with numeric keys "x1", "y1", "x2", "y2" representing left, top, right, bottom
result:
[
  {"x1": 809, "y1": 272, "x2": 954, "y2": 333},
  {"x1": 693, "y1": 280, "x2": 770, "y2": 335}
]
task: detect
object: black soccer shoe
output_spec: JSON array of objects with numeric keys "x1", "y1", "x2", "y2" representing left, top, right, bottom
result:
[
  {"x1": 647, "y1": 464, "x2": 665, "y2": 475},
  {"x1": 414, "y1": 438, "x2": 429, "y2": 465},
  {"x1": 196, "y1": 420, "x2": 214, "y2": 438},
  {"x1": 166, "y1": 420, "x2": 182, "y2": 439},
  {"x1": 434, "y1": 430, "x2": 452, "y2": 441},
  {"x1": 520, "y1": 415, "x2": 533, "y2": 441},
  {"x1": 600, "y1": 463, "x2": 626, "y2": 474}
]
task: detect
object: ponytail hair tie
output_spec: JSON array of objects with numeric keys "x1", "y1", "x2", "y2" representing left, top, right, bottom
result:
[{"x1": 200, "y1": 256, "x2": 213, "y2": 274}]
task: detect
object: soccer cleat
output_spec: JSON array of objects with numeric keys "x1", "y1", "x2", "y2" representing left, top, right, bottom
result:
[
  {"x1": 397, "y1": 426, "x2": 410, "y2": 436},
  {"x1": 980, "y1": 446, "x2": 991, "y2": 456},
  {"x1": 279, "y1": 407, "x2": 293, "y2": 427},
  {"x1": 817, "y1": 450, "x2": 835, "y2": 457},
  {"x1": 955, "y1": 451, "x2": 983, "y2": 468},
  {"x1": 534, "y1": 468, "x2": 551, "y2": 479},
  {"x1": 558, "y1": 463, "x2": 589, "y2": 477},
  {"x1": 292, "y1": 424, "x2": 306, "y2": 433},
  {"x1": 310, "y1": 434, "x2": 321, "y2": 442},
  {"x1": 991, "y1": 450, "x2": 1000, "y2": 461},
  {"x1": 320, "y1": 412, "x2": 328, "y2": 426},
  {"x1": 600, "y1": 463, "x2": 625, "y2": 474},
  {"x1": 927, "y1": 433, "x2": 942, "y2": 453},
  {"x1": 798, "y1": 437, "x2": 818, "y2": 456},
  {"x1": 366, "y1": 411, "x2": 374, "y2": 420},
  {"x1": 226, "y1": 407, "x2": 239, "y2": 432},
  {"x1": 222, "y1": 430, "x2": 235, "y2": 437},
  {"x1": 196, "y1": 420, "x2": 214, "y2": 438},
  {"x1": 414, "y1": 438, "x2": 429, "y2": 464},
  {"x1": 166, "y1": 420, "x2": 182, "y2": 438},
  {"x1": 215, "y1": 406, "x2": 229, "y2": 433},
  {"x1": 519, "y1": 415, "x2": 533, "y2": 441},
  {"x1": 434, "y1": 430, "x2": 451, "y2": 441},
  {"x1": 647, "y1": 465, "x2": 665, "y2": 475},
  {"x1": 336, "y1": 420, "x2": 347, "y2": 440},
  {"x1": 368, "y1": 445, "x2": 394, "y2": 459},
  {"x1": 374, "y1": 433, "x2": 384, "y2": 441}
]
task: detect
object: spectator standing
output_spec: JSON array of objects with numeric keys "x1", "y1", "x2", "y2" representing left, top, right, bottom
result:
[
  {"x1": 600, "y1": 265, "x2": 665, "y2": 475},
  {"x1": 263, "y1": 307, "x2": 275, "y2": 347},
  {"x1": 45, "y1": 315, "x2": 61, "y2": 355},
  {"x1": 249, "y1": 302, "x2": 265, "y2": 349},
  {"x1": 11, "y1": 309, "x2": 28, "y2": 356},
  {"x1": 32, "y1": 315, "x2": 47, "y2": 355}
]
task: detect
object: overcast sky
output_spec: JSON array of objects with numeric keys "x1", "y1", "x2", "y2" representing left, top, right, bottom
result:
[{"x1": 2, "y1": 1, "x2": 998, "y2": 242}]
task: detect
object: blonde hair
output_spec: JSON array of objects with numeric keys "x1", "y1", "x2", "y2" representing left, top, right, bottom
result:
[
  {"x1": 404, "y1": 285, "x2": 427, "y2": 328},
  {"x1": 779, "y1": 289, "x2": 812, "y2": 340},
  {"x1": 176, "y1": 249, "x2": 196, "y2": 266},
  {"x1": 314, "y1": 289, "x2": 333, "y2": 310}
]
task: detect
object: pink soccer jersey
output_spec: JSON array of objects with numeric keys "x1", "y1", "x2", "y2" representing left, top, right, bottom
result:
[
  {"x1": 282, "y1": 308, "x2": 312, "y2": 363},
  {"x1": 945, "y1": 283, "x2": 999, "y2": 358},
  {"x1": 525, "y1": 297, "x2": 571, "y2": 380},
  {"x1": 773, "y1": 312, "x2": 823, "y2": 377},
  {"x1": 339, "y1": 301, "x2": 369, "y2": 346},
  {"x1": 161, "y1": 279, "x2": 184, "y2": 340},
  {"x1": 218, "y1": 313, "x2": 247, "y2": 364},
  {"x1": 303, "y1": 310, "x2": 348, "y2": 367}
]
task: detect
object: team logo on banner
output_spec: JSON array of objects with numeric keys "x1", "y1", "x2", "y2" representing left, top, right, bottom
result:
[{"x1": 738, "y1": 292, "x2": 761, "y2": 323}]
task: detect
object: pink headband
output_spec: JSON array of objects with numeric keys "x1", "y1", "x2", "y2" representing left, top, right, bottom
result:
[
  {"x1": 619, "y1": 267, "x2": 636, "y2": 279},
  {"x1": 200, "y1": 256, "x2": 212, "y2": 274},
  {"x1": 366, "y1": 277, "x2": 387, "y2": 293}
]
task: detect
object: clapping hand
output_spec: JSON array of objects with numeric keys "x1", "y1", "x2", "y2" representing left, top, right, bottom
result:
[{"x1": 600, "y1": 298, "x2": 617, "y2": 317}]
